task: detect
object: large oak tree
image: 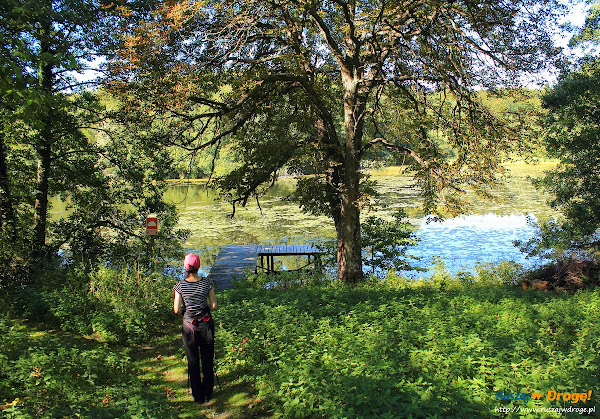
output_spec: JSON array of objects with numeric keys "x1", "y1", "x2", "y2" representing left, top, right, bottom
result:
[{"x1": 110, "y1": 0, "x2": 563, "y2": 283}]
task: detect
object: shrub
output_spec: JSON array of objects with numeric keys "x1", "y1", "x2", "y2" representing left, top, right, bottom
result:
[
  {"x1": 88, "y1": 266, "x2": 175, "y2": 343},
  {"x1": 6, "y1": 264, "x2": 175, "y2": 344},
  {"x1": 475, "y1": 260, "x2": 526, "y2": 285},
  {"x1": 215, "y1": 280, "x2": 599, "y2": 417},
  {"x1": 243, "y1": 269, "x2": 334, "y2": 289},
  {"x1": 0, "y1": 316, "x2": 173, "y2": 417},
  {"x1": 361, "y1": 209, "x2": 421, "y2": 277}
]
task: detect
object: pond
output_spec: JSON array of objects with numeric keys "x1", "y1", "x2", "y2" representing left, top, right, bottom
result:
[{"x1": 166, "y1": 162, "x2": 558, "y2": 277}]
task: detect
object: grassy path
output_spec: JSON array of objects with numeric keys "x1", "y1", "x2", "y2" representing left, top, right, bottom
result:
[
  {"x1": 0, "y1": 313, "x2": 265, "y2": 418},
  {"x1": 128, "y1": 321, "x2": 267, "y2": 418}
]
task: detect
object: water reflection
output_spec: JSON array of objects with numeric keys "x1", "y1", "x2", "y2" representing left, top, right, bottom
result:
[
  {"x1": 170, "y1": 165, "x2": 557, "y2": 247},
  {"x1": 169, "y1": 165, "x2": 557, "y2": 277},
  {"x1": 409, "y1": 214, "x2": 548, "y2": 277},
  {"x1": 168, "y1": 180, "x2": 336, "y2": 249}
]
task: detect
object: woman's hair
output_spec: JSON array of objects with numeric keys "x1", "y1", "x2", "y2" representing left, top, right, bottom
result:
[{"x1": 186, "y1": 267, "x2": 199, "y2": 274}]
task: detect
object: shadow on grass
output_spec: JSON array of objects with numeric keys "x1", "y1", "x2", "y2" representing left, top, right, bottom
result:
[
  {"x1": 0, "y1": 315, "x2": 176, "y2": 417},
  {"x1": 129, "y1": 321, "x2": 269, "y2": 418}
]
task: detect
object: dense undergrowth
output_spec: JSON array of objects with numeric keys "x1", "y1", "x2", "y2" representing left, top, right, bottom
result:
[
  {"x1": 220, "y1": 265, "x2": 599, "y2": 417},
  {"x1": 1, "y1": 262, "x2": 598, "y2": 417},
  {"x1": 0, "y1": 265, "x2": 178, "y2": 417}
]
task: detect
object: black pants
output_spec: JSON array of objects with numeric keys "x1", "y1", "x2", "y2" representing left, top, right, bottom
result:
[{"x1": 182, "y1": 317, "x2": 215, "y2": 402}]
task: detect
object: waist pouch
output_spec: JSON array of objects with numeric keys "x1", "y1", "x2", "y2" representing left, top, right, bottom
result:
[
  {"x1": 191, "y1": 314, "x2": 211, "y2": 326},
  {"x1": 183, "y1": 308, "x2": 211, "y2": 324},
  {"x1": 183, "y1": 312, "x2": 214, "y2": 345}
]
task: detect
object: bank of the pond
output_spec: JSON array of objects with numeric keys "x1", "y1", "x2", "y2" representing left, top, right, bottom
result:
[{"x1": 2, "y1": 264, "x2": 597, "y2": 418}]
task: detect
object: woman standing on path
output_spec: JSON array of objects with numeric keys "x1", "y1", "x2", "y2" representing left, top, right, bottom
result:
[{"x1": 173, "y1": 253, "x2": 218, "y2": 404}]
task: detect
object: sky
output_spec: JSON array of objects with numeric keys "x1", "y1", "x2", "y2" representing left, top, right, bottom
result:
[
  {"x1": 520, "y1": 0, "x2": 590, "y2": 87},
  {"x1": 556, "y1": 0, "x2": 589, "y2": 49}
]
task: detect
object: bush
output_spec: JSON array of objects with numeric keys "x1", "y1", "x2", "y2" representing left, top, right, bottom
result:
[
  {"x1": 215, "y1": 276, "x2": 599, "y2": 417},
  {"x1": 362, "y1": 209, "x2": 421, "y2": 277},
  {"x1": 6, "y1": 264, "x2": 176, "y2": 344},
  {"x1": 43, "y1": 287, "x2": 95, "y2": 335},
  {"x1": 89, "y1": 266, "x2": 174, "y2": 343},
  {"x1": 475, "y1": 260, "x2": 526, "y2": 286},
  {"x1": 0, "y1": 315, "x2": 173, "y2": 417}
]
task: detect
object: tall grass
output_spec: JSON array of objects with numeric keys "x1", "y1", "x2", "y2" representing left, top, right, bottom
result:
[
  {"x1": 1, "y1": 263, "x2": 598, "y2": 417},
  {"x1": 215, "y1": 267, "x2": 599, "y2": 417}
]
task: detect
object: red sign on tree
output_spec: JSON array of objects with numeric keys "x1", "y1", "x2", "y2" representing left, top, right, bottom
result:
[{"x1": 146, "y1": 217, "x2": 158, "y2": 235}]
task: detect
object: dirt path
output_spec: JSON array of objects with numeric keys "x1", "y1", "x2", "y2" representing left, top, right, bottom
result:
[{"x1": 128, "y1": 323, "x2": 268, "y2": 418}]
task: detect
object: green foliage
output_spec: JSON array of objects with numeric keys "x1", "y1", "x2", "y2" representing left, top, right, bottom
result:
[
  {"x1": 477, "y1": 89, "x2": 546, "y2": 160},
  {"x1": 212, "y1": 94, "x2": 315, "y2": 212},
  {"x1": 89, "y1": 266, "x2": 175, "y2": 343},
  {"x1": 216, "y1": 272, "x2": 599, "y2": 417},
  {"x1": 475, "y1": 261, "x2": 528, "y2": 286},
  {"x1": 0, "y1": 2, "x2": 187, "y2": 285},
  {"x1": 1, "y1": 262, "x2": 599, "y2": 417},
  {"x1": 0, "y1": 0, "x2": 106, "y2": 261},
  {"x1": 7, "y1": 264, "x2": 176, "y2": 345},
  {"x1": 0, "y1": 260, "x2": 181, "y2": 415},
  {"x1": 525, "y1": 57, "x2": 600, "y2": 256},
  {"x1": 361, "y1": 209, "x2": 421, "y2": 277},
  {"x1": 291, "y1": 175, "x2": 339, "y2": 219},
  {"x1": 525, "y1": 4, "x2": 600, "y2": 256},
  {"x1": 242, "y1": 269, "x2": 334, "y2": 290},
  {"x1": 0, "y1": 315, "x2": 173, "y2": 417}
]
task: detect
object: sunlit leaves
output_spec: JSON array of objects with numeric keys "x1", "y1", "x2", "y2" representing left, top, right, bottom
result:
[
  {"x1": 362, "y1": 209, "x2": 421, "y2": 276},
  {"x1": 534, "y1": 58, "x2": 600, "y2": 249},
  {"x1": 0, "y1": 1, "x2": 186, "y2": 277},
  {"x1": 217, "y1": 278, "x2": 600, "y2": 416}
]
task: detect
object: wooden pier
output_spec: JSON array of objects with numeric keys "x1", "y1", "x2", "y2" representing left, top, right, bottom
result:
[
  {"x1": 207, "y1": 244, "x2": 323, "y2": 290},
  {"x1": 206, "y1": 245, "x2": 258, "y2": 290},
  {"x1": 256, "y1": 244, "x2": 323, "y2": 274}
]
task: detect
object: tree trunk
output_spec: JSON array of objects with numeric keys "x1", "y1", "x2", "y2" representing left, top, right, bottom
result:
[
  {"x1": 31, "y1": 31, "x2": 54, "y2": 259},
  {"x1": 0, "y1": 129, "x2": 16, "y2": 240},
  {"x1": 336, "y1": 196, "x2": 362, "y2": 283},
  {"x1": 336, "y1": 73, "x2": 366, "y2": 284},
  {"x1": 32, "y1": 140, "x2": 51, "y2": 258}
]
